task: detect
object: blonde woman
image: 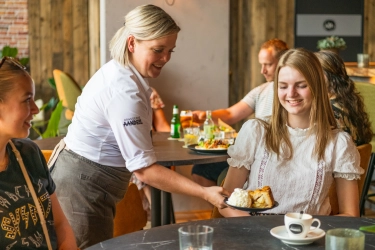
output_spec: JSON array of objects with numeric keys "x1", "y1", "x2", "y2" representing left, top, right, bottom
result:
[
  {"x1": 219, "y1": 48, "x2": 363, "y2": 217},
  {"x1": 0, "y1": 57, "x2": 77, "y2": 249},
  {"x1": 49, "y1": 4, "x2": 228, "y2": 248}
]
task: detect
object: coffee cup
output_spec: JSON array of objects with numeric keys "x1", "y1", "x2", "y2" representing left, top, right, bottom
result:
[{"x1": 284, "y1": 213, "x2": 321, "y2": 239}]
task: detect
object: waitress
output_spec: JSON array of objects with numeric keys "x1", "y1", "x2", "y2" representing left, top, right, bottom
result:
[{"x1": 50, "y1": 4, "x2": 229, "y2": 249}]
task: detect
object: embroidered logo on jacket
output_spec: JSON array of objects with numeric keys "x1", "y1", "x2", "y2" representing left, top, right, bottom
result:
[{"x1": 123, "y1": 116, "x2": 143, "y2": 126}]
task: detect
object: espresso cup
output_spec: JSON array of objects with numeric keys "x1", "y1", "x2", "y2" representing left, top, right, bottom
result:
[{"x1": 284, "y1": 213, "x2": 321, "y2": 239}]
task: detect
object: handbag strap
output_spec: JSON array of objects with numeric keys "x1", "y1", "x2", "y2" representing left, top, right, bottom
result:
[{"x1": 9, "y1": 140, "x2": 53, "y2": 250}]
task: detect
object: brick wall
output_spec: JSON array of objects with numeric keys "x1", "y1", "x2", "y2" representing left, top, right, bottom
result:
[{"x1": 0, "y1": 0, "x2": 28, "y2": 58}]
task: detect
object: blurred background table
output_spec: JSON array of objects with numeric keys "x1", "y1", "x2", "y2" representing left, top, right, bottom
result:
[
  {"x1": 345, "y1": 62, "x2": 375, "y2": 85},
  {"x1": 86, "y1": 215, "x2": 375, "y2": 250}
]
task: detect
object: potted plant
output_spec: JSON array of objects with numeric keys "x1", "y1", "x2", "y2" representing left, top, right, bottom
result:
[{"x1": 316, "y1": 36, "x2": 347, "y2": 54}]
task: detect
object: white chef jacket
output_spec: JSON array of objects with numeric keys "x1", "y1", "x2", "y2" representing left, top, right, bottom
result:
[{"x1": 64, "y1": 60, "x2": 157, "y2": 172}]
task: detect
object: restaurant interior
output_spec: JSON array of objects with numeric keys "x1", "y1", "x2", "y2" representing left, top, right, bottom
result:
[{"x1": 1, "y1": 0, "x2": 375, "y2": 248}]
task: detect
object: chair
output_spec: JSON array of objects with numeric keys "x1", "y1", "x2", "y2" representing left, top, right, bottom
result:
[
  {"x1": 52, "y1": 69, "x2": 82, "y2": 120},
  {"x1": 41, "y1": 150, "x2": 53, "y2": 162},
  {"x1": 329, "y1": 143, "x2": 372, "y2": 215},
  {"x1": 360, "y1": 153, "x2": 375, "y2": 215},
  {"x1": 113, "y1": 182, "x2": 147, "y2": 237},
  {"x1": 354, "y1": 82, "x2": 375, "y2": 152}
]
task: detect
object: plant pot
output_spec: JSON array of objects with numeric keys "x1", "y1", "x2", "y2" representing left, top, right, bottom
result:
[{"x1": 320, "y1": 48, "x2": 340, "y2": 54}]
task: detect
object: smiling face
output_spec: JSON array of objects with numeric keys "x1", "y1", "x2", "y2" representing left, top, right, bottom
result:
[
  {"x1": 258, "y1": 48, "x2": 278, "y2": 82},
  {"x1": 0, "y1": 74, "x2": 39, "y2": 139},
  {"x1": 277, "y1": 66, "x2": 313, "y2": 128},
  {"x1": 128, "y1": 33, "x2": 177, "y2": 78}
]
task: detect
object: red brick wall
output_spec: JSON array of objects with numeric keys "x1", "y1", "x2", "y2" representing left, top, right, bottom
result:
[{"x1": 0, "y1": 0, "x2": 28, "y2": 58}]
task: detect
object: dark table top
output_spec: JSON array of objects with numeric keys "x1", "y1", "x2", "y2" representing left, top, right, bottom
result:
[
  {"x1": 33, "y1": 132, "x2": 229, "y2": 167},
  {"x1": 86, "y1": 215, "x2": 375, "y2": 250}
]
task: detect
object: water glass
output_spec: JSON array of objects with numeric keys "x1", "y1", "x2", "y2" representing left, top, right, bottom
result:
[
  {"x1": 326, "y1": 228, "x2": 365, "y2": 250},
  {"x1": 357, "y1": 53, "x2": 370, "y2": 68},
  {"x1": 183, "y1": 127, "x2": 200, "y2": 146},
  {"x1": 178, "y1": 225, "x2": 213, "y2": 250}
]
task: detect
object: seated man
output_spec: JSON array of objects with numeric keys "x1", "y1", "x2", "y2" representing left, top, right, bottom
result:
[{"x1": 191, "y1": 38, "x2": 289, "y2": 186}]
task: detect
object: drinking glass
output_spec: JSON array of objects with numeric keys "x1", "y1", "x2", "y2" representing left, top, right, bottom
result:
[
  {"x1": 180, "y1": 110, "x2": 193, "y2": 129},
  {"x1": 183, "y1": 127, "x2": 200, "y2": 147},
  {"x1": 326, "y1": 228, "x2": 365, "y2": 250},
  {"x1": 178, "y1": 225, "x2": 213, "y2": 250},
  {"x1": 357, "y1": 54, "x2": 370, "y2": 68}
]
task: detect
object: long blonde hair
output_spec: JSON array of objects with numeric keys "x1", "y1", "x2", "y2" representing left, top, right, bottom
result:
[
  {"x1": 265, "y1": 48, "x2": 337, "y2": 161},
  {"x1": 109, "y1": 4, "x2": 180, "y2": 67}
]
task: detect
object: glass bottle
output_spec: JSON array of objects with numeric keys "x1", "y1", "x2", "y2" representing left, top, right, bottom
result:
[
  {"x1": 203, "y1": 110, "x2": 215, "y2": 139},
  {"x1": 170, "y1": 105, "x2": 181, "y2": 138}
]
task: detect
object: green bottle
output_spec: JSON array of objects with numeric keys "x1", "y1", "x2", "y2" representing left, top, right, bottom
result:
[
  {"x1": 203, "y1": 110, "x2": 215, "y2": 139},
  {"x1": 170, "y1": 105, "x2": 181, "y2": 138}
]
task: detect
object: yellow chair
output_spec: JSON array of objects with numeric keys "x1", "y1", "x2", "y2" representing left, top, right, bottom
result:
[
  {"x1": 113, "y1": 182, "x2": 147, "y2": 237},
  {"x1": 329, "y1": 143, "x2": 372, "y2": 215},
  {"x1": 52, "y1": 69, "x2": 82, "y2": 120}
]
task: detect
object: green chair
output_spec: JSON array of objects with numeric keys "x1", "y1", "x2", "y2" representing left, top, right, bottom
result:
[
  {"x1": 354, "y1": 81, "x2": 375, "y2": 215},
  {"x1": 355, "y1": 82, "x2": 375, "y2": 152}
]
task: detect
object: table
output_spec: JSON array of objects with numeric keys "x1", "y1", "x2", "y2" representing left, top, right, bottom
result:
[
  {"x1": 146, "y1": 132, "x2": 228, "y2": 227},
  {"x1": 86, "y1": 215, "x2": 375, "y2": 250},
  {"x1": 33, "y1": 132, "x2": 229, "y2": 228},
  {"x1": 345, "y1": 62, "x2": 375, "y2": 85}
]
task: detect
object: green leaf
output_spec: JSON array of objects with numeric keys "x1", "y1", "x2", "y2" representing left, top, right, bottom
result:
[
  {"x1": 1, "y1": 46, "x2": 18, "y2": 57},
  {"x1": 42, "y1": 101, "x2": 63, "y2": 138},
  {"x1": 359, "y1": 225, "x2": 375, "y2": 233},
  {"x1": 44, "y1": 97, "x2": 58, "y2": 113},
  {"x1": 48, "y1": 77, "x2": 56, "y2": 90},
  {"x1": 19, "y1": 57, "x2": 29, "y2": 66}
]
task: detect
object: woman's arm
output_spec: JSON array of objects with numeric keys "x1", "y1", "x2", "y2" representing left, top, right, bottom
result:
[
  {"x1": 152, "y1": 109, "x2": 170, "y2": 132},
  {"x1": 134, "y1": 163, "x2": 230, "y2": 208},
  {"x1": 51, "y1": 193, "x2": 78, "y2": 249},
  {"x1": 219, "y1": 166, "x2": 251, "y2": 217},
  {"x1": 335, "y1": 178, "x2": 360, "y2": 217}
]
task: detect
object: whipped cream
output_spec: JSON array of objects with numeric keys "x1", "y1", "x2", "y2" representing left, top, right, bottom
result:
[{"x1": 227, "y1": 188, "x2": 252, "y2": 208}]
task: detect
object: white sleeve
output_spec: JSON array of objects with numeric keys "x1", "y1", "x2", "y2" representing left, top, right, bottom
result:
[
  {"x1": 105, "y1": 89, "x2": 157, "y2": 172},
  {"x1": 241, "y1": 85, "x2": 261, "y2": 110},
  {"x1": 332, "y1": 132, "x2": 364, "y2": 180},
  {"x1": 227, "y1": 119, "x2": 266, "y2": 170}
]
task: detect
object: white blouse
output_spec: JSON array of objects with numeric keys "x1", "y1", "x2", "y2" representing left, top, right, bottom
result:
[{"x1": 227, "y1": 119, "x2": 363, "y2": 215}]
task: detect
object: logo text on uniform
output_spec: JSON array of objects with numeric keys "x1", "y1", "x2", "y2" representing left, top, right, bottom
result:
[{"x1": 123, "y1": 116, "x2": 143, "y2": 126}]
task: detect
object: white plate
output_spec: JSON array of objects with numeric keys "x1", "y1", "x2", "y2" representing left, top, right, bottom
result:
[{"x1": 270, "y1": 225, "x2": 325, "y2": 245}]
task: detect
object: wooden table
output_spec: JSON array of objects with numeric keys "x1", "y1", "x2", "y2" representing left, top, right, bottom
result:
[
  {"x1": 33, "y1": 132, "x2": 229, "y2": 228},
  {"x1": 345, "y1": 62, "x2": 375, "y2": 77},
  {"x1": 86, "y1": 215, "x2": 375, "y2": 250}
]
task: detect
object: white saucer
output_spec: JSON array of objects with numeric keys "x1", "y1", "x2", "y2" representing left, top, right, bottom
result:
[{"x1": 270, "y1": 225, "x2": 325, "y2": 245}]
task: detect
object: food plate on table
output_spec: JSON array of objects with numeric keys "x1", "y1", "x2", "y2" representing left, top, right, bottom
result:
[
  {"x1": 187, "y1": 144, "x2": 228, "y2": 154},
  {"x1": 224, "y1": 198, "x2": 279, "y2": 212},
  {"x1": 270, "y1": 225, "x2": 325, "y2": 245}
]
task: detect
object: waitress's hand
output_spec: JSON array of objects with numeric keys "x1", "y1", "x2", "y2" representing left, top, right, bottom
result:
[{"x1": 203, "y1": 186, "x2": 230, "y2": 209}]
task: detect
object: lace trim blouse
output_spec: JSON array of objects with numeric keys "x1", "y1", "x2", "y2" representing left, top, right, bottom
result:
[{"x1": 227, "y1": 119, "x2": 363, "y2": 215}]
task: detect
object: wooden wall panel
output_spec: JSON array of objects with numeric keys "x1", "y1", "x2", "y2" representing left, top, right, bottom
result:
[
  {"x1": 229, "y1": 0, "x2": 295, "y2": 130},
  {"x1": 28, "y1": 0, "x2": 93, "y2": 103},
  {"x1": 88, "y1": 0, "x2": 101, "y2": 76},
  {"x1": 364, "y1": 0, "x2": 375, "y2": 60}
]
